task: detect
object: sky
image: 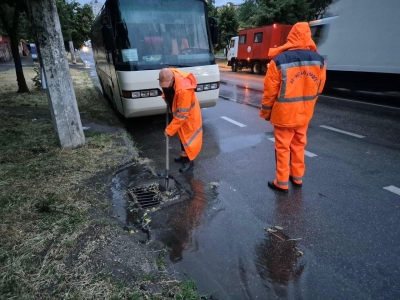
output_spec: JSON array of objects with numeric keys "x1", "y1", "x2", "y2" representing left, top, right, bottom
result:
[{"x1": 78, "y1": 0, "x2": 244, "y2": 7}]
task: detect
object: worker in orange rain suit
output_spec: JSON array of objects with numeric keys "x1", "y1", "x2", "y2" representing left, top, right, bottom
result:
[
  {"x1": 158, "y1": 68, "x2": 202, "y2": 173},
  {"x1": 260, "y1": 22, "x2": 326, "y2": 193}
]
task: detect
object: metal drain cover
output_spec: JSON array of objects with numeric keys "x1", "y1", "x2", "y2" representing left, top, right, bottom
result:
[{"x1": 128, "y1": 185, "x2": 161, "y2": 209}]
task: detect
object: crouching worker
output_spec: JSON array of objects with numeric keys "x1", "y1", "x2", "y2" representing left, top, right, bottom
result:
[
  {"x1": 158, "y1": 68, "x2": 203, "y2": 173},
  {"x1": 260, "y1": 22, "x2": 326, "y2": 193}
]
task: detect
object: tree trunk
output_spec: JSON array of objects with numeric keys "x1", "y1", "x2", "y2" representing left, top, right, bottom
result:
[
  {"x1": 0, "y1": 5, "x2": 30, "y2": 93},
  {"x1": 10, "y1": 35, "x2": 30, "y2": 93},
  {"x1": 27, "y1": 0, "x2": 85, "y2": 149}
]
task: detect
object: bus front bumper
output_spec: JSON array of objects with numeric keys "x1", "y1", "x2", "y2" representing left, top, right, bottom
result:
[{"x1": 121, "y1": 89, "x2": 219, "y2": 118}]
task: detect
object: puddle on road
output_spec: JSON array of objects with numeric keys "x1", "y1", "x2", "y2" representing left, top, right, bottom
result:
[
  {"x1": 220, "y1": 81, "x2": 263, "y2": 108},
  {"x1": 256, "y1": 227, "x2": 305, "y2": 296}
]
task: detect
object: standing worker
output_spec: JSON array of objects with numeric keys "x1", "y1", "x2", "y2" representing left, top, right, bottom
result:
[
  {"x1": 260, "y1": 22, "x2": 326, "y2": 193},
  {"x1": 158, "y1": 68, "x2": 203, "y2": 173}
]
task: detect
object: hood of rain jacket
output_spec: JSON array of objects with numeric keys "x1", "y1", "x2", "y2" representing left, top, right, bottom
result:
[{"x1": 268, "y1": 22, "x2": 317, "y2": 58}]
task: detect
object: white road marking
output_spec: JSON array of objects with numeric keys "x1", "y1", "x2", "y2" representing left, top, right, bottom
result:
[
  {"x1": 320, "y1": 125, "x2": 365, "y2": 138},
  {"x1": 383, "y1": 185, "x2": 400, "y2": 196},
  {"x1": 221, "y1": 116, "x2": 246, "y2": 127},
  {"x1": 304, "y1": 151, "x2": 318, "y2": 157},
  {"x1": 268, "y1": 137, "x2": 317, "y2": 157}
]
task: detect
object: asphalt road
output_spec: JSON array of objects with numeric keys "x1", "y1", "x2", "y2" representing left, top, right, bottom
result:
[{"x1": 78, "y1": 51, "x2": 400, "y2": 299}]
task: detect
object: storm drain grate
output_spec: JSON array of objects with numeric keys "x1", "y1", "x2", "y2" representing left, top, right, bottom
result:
[{"x1": 128, "y1": 186, "x2": 160, "y2": 209}]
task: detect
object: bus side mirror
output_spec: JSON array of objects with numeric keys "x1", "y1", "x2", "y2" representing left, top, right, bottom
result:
[
  {"x1": 208, "y1": 17, "x2": 219, "y2": 45},
  {"x1": 102, "y1": 25, "x2": 116, "y2": 50}
]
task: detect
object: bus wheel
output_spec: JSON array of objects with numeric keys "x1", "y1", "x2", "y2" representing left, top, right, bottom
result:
[
  {"x1": 252, "y1": 61, "x2": 262, "y2": 75},
  {"x1": 231, "y1": 60, "x2": 237, "y2": 72}
]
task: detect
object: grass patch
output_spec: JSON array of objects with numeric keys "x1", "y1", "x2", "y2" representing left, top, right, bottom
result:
[
  {"x1": 0, "y1": 66, "x2": 134, "y2": 299},
  {"x1": 0, "y1": 112, "x2": 129, "y2": 299},
  {"x1": 0, "y1": 66, "x2": 207, "y2": 299},
  {"x1": 0, "y1": 63, "x2": 115, "y2": 123}
]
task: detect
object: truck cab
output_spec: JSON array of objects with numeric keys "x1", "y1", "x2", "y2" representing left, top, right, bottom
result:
[{"x1": 227, "y1": 36, "x2": 238, "y2": 70}]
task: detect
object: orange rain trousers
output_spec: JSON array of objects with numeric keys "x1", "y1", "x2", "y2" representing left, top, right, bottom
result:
[{"x1": 273, "y1": 124, "x2": 308, "y2": 189}]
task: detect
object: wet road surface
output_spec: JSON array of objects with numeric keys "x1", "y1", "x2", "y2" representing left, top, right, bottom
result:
[{"x1": 81, "y1": 51, "x2": 400, "y2": 299}]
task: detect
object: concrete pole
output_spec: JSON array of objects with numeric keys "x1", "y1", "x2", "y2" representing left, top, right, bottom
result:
[
  {"x1": 69, "y1": 40, "x2": 77, "y2": 64},
  {"x1": 27, "y1": 0, "x2": 85, "y2": 149}
]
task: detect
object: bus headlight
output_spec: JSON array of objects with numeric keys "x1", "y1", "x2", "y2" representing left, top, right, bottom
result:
[
  {"x1": 123, "y1": 89, "x2": 161, "y2": 98},
  {"x1": 131, "y1": 91, "x2": 141, "y2": 98},
  {"x1": 149, "y1": 90, "x2": 158, "y2": 97},
  {"x1": 196, "y1": 82, "x2": 219, "y2": 92}
]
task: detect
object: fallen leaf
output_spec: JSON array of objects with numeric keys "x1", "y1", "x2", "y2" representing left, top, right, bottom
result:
[{"x1": 130, "y1": 230, "x2": 135, "y2": 234}]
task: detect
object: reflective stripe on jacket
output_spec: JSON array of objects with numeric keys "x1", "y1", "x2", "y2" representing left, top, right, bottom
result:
[
  {"x1": 164, "y1": 68, "x2": 202, "y2": 161},
  {"x1": 260, "y1": 22, "x2": 327, "y2": 127}
]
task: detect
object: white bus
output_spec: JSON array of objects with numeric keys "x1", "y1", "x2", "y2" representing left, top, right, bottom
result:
[
  {"x1": 309, "y1": 0, "x2": 400, "y2": 92},
  {"x1": 90, "y1": 0, "x2": 220, "y2": 118}
]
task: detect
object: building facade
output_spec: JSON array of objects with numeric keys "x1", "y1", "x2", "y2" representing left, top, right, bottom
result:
[{"x1": 90, "y1": 0, "x2": 103, "y2": 18}]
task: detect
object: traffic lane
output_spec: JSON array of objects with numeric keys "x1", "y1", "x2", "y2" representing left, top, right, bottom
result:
[
  {"x1": 206, "y1": 99, "x2": 400, "y2": 299},
  {"x1": 152, "y1": 100, "x2": 310, "y2": 299},
  {"x1": 219, "y1": 67, "x2": 264, "y2": 91},
  {"x1": 219, "y1": 79, "x2": 400, "y2": 149},
  {"x1": 150, "y1": 99, "x2": 400, "y2": 299},
  {"x1": 136, "y1": 100, "x2": 319, "y2": 299},
  {"x1": 298, "y1": 124, "x2": 400, "y2": 299},
  {"x1": 220, "y1": 66, "x2": 400, "y2": 108}
]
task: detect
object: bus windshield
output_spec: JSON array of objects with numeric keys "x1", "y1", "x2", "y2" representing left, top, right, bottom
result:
[{"x1": 112, "y1": 0, "x2": 214, "y2": 71}]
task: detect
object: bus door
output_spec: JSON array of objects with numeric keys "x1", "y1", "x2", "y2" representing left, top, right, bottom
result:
[{"x1": 103, "y1": 0, "x2": 125, "y2": 114}]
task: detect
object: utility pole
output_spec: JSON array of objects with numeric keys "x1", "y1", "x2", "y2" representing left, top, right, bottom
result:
[
  {"x1": 66, "y1": 17, "x2": 77, "y2": 64},
  {"x1": 27, "y1": 0, "x2": 85, "y2": 149}
]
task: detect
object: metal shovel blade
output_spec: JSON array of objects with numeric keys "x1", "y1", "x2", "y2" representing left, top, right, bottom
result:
[{"x1": 159, "y1": 175, "x2": 176, "y2": 192}]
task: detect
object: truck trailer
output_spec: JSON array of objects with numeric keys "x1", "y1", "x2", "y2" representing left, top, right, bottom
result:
[
  {"x1": 227, "y1": 24, "x2": 292, "y2": 75},
  {"x1": 309, "y1": 0, "x2": 400, "y2": 92}
]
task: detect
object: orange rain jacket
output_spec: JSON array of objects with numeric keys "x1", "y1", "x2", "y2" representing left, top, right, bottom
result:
[
  {"x1": 260, "y1": 22, "x2": 326, "y2": 127},
  {"x1": 164, "y1": 68, "x2": 203, "y2": 161}
]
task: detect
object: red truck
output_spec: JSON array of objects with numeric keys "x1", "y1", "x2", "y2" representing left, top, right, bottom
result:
[{"x1": 227, "y1": 24, "x2": 293, "y2": 75}]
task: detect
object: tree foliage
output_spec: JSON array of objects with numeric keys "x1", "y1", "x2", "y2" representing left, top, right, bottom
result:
[
  {"x1": 255, "y1": 0, "x2": 311, "y2": 26},
  {"x1": 237, "y1": 0, "x2": 332, "y2": 29},
  {"x1": 206, "y1": 1, "x2": 219, "y2": 19},
  {"x1": 237, "y1": 0, "x2": 258, "y2": 29},
  {"x1": 218, "y1": 4, "x2": 239, "y2": 48},
  {"x1": 306, "y1": 0, "x2": 333, "y2": 19},
  {"x1": 56, "y1": 0, "x2": 93, "y2": 50}
]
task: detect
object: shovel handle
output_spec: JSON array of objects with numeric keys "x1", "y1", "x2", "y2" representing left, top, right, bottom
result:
[{"x1": 166, "y1": 110, "x2": 169, "y2": 179}]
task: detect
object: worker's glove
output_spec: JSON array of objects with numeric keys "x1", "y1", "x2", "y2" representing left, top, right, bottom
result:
[
  {"x1": 164, "y1": 131, "x2": 170, "y2": 138},
  {"x1": 265, "y1": 118, "x2": 270, "y2": 121}
]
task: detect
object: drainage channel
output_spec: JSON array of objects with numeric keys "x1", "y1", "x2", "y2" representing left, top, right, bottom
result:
[
  {"x1": 128, "y1": 184, "x2": 161, "y2": 209},
  {"x1": 111, "y1": 164, "x2": 191, "y2": 240}
]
